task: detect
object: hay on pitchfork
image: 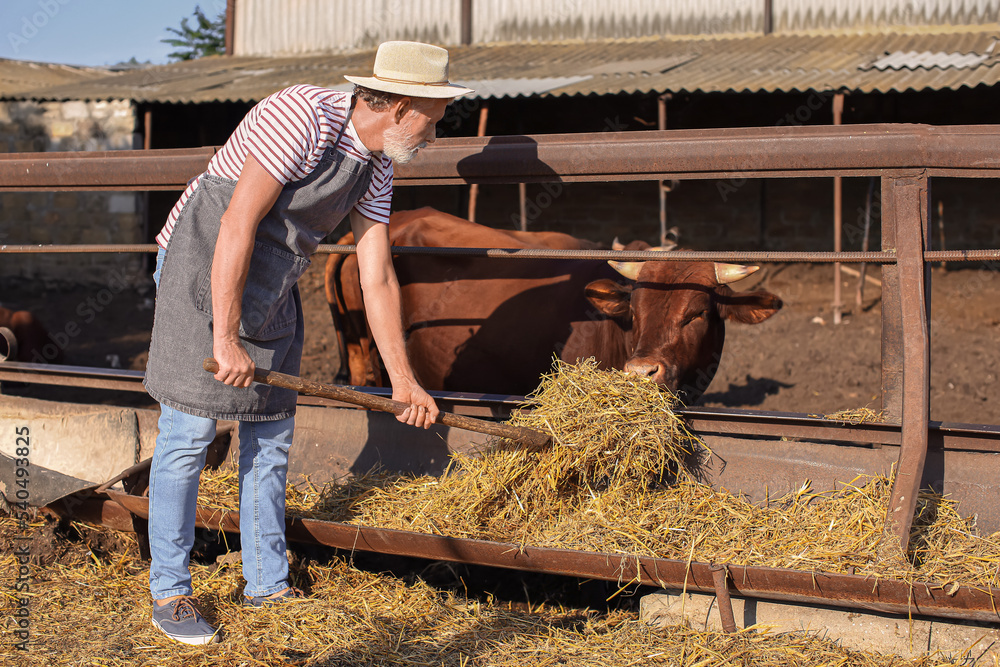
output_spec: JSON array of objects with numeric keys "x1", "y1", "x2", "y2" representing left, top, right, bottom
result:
[{"x1": 352, "y1": 358, "x2": 707, "y2": 540}]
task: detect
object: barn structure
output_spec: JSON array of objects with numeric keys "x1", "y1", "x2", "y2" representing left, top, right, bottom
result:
[
  {"x1": 0, "y1": 59, "x2": 147, "y2": 283},
  {"x1": 1, "y1": 1, "x2": 1000, "y2": 654}
]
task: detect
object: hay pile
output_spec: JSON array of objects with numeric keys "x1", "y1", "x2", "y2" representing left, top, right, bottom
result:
[
  {"x1": 0, "y1": 515, "x2": 973, "y2": 666},
  {"x1": 354, "y1": 359, "x2": 703, "y2": 541},
  {"x1": 196, "y1": 360, "x2": 1000, "y2": 591},
  {"x1": 822, "y1": 407, "x2": 885, "y2": 424}
]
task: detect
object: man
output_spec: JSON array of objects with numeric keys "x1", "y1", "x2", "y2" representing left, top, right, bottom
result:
[{"x1": 143, "y1": 41, "x2": 472, "y2": 645}]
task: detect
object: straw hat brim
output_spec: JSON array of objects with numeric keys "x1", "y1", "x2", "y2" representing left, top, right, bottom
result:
[{"x1": 344, "y1": 75, "x2": 474, "y2": 99}]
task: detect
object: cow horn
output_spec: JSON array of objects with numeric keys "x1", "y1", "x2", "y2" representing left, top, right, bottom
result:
[
  {"x1": 608, "y1": 260, "x2": 643, "y2": 281},
  {"x1": 609, "y1": 243, "x2": 677, "y2": 280},
  {"x1": 714, "y1": 263, "x2": 759, "y2": 284}
]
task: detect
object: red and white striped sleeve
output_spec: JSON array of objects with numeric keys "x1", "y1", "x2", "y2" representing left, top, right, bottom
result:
[
  {"x1": 243, "y1": 89, "x2": 323, "y2": 185},
  {"x1": 353, "y1": 153, "x2": 393, "y2": 224}
]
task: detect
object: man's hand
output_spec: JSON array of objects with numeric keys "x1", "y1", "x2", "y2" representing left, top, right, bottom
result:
[
  {"x1": 212, "y1": 338, "x2": 255, "y2": 388},
  {"x1": 392, "y1": 377, "x2": 440, "y2": 429}
]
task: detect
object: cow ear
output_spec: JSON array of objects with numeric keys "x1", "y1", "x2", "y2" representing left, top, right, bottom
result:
[
  {"x1": 715, "y1": 286, "x2": 783, "y2": 324},
  {"x1": 585, "y1": 279, "x2": 632, "y2": 318}
]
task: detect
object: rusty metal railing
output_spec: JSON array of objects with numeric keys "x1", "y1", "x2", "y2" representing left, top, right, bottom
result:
[
  {"x1": 3, "y1": 123, "x2": 1000, "y2": 556},
  {"x1": 3, "y1": 124, "x2": 999, "y2": 190}
]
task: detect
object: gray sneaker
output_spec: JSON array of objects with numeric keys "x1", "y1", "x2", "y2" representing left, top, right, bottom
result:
[
  {"x1": 243, "y1": 587, "x2": 306, "y2": 608},
  {"x1": 151, "y1": 596, "x2": 220, "y2": 645}
]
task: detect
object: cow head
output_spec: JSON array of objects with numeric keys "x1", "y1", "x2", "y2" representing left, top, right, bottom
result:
[{"x1": 583, "y1": 247, "x2": 782, "y2": 403}]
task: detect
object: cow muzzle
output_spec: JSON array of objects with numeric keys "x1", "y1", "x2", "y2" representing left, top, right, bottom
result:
[{"x1": 623, "y1": 357, "x2": 676, "y2": 388}]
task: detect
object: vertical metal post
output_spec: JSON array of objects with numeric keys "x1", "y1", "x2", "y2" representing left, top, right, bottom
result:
[
  {"x1": 225, "y1": 0, "x2": 236, "y2": 56},
  {"x1": 937, "y1": 200, "x2": 946, "y2": 269},
  {"x1": 856, "y1": 177, "x2": 875, "y2": 307},
  {"x1": 467, "y1": 103, "x2": 489, "y2": 223},
  {"x1": 763, "y1": 0, "x2": 773, "y2": 34},
  {"x1": 143, "y1": 109, "x2": 152, "y2": 151},
  {"x1": 142, "y1": 107, "x2": 153, "y2": 274},
  {"x1": 461, "y1": 0, "x2": 473, "y2": 45},
  {"x1": 710, "y1": 564, "x2": 738, "y2": 632},
  {"x1": 832, "y1": 93, "x2": 844, "y2": 325},
  {"x1": 519, "y1": 183, "x2": 527, "y2": 231},
  {"x1": 883, "y1": 172, "x2": 932, "y2": 554},
  {"x1": 880, "y1": 178, "x2": 903, "y2": 422},
  {"x1": 658, "y1": 94, "x2": 670, "y2": 246}
]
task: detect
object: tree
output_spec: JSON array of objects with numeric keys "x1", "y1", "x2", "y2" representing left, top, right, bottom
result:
[
  {"x1": 111, "y1": 56, "x2": 152, "y2": 71},
  {"x1": 162, "y1": 6, "x2": 225, "y2": 61}
]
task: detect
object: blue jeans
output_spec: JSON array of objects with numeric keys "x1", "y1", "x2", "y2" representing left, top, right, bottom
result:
[{"x1": 148, "y1": 246, "x2": 295, "y2": 599}]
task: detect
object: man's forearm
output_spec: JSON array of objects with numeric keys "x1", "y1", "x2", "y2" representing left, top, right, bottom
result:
[
  {"x1": 351, "y1": 210, "x2": 438, "y2": 427},
  {"x1": 211, "y1": 218, "x2": 255, "y2": 343},
  {"x1": 210, "y1": 155, "x2": 283, "y2": 344},
  {"x1": 360, "y1": 266, "x2": 417, "y2": 385}
]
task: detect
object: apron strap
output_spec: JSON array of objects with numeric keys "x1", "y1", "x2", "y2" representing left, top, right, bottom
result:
[{"x1": 332, "y1": 95, "x2": 357, "y2": 151}]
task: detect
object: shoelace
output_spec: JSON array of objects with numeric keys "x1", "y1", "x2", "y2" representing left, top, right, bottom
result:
[{"x1": 171, "y1": 596, "x2": 200, "y2": 621}]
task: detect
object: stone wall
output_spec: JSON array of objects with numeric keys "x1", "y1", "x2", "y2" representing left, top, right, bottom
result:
[{"x1": 0, "y1": 99, "x2": 146, "y2": 286}]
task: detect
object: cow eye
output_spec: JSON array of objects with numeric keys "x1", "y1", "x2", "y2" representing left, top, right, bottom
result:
[{"x1": 685, "y1": 309, "x2": 708, "y2": 325}]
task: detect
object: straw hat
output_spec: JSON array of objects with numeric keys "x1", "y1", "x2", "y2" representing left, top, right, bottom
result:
[{"x1": 345, "y1": 41, "x2": 474, "y2": 99}]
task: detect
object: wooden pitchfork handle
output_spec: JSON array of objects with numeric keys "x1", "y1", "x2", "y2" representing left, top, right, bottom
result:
[{"x1": 203, "y1": 358, "x2": 551, "y2": 451}]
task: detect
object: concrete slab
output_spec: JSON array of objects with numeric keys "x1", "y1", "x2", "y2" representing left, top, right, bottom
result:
[
  {"x1": 0, "y1": 395, "x2": 139, "y2": 486},
  {"x1": 287, "y1": 404, "x2": 489, "y2": 485},
  {"x1": 641, "y1": 588, "x2": 999, "y2": 663}
]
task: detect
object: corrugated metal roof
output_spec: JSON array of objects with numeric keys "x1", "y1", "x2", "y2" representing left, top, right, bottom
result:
[
  {"x1": 0, "y1": 58, "x2": 113, "y2": 97},
  {"x1": 12, "y1": 29, "x2": 1000, "y2": 104},
  {"x1": 865, "y1": 44, "x2": 996, "y2": 70}
]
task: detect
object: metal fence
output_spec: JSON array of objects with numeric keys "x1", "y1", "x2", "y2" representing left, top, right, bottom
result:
[{"x1": 2, "y1": 123, "x2": 1000, "y2": 559}]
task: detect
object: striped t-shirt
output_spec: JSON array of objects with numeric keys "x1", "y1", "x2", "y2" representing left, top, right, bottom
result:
[{"x1": 155, "y1": 85, "x2": 392, "y2": 248}]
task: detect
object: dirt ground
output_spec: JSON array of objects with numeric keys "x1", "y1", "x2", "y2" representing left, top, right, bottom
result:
[
  {"x1": 697, "y1": 261, "x2": 1000, "y2": 424},
  {"x1": 1, "y1": 258, "x2": 997, "y2": 424}
]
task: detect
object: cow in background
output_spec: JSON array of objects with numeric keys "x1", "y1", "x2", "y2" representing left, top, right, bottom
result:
[
  {"x1": 0, "y1": 307, "x2": 63, "y2": 363},
  {"x1": 326, "y1": 207, "x2": 781, "y2": 402}
]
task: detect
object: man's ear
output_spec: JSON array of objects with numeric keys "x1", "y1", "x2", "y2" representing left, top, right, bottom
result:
[
  {"x1": 584, "y1": 279, "x2": 632, "y2": 318},
  {"x1": 393, "y1": 97, "x2": 413, "y2": 123}
]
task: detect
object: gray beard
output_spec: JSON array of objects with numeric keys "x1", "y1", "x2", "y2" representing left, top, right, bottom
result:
[{"x1": 382, "y1": 125, "x2": 426, "y2": 164}]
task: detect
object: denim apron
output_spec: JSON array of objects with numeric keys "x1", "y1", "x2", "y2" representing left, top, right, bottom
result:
[{"x1": 145, "y1": 103, "x2": 373, "y2": 421}]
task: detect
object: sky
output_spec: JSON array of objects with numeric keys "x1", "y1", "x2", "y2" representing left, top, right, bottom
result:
[{"x1": 1, "y1": 0, "x2": 221, "y2": 67}]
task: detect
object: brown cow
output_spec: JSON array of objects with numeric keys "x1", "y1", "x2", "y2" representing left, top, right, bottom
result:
[
  {"x1": 326, "y1": 207, "x2": 781, "y2": 401},
  {"x1": 0, "y1": 307, "x2": 63, "y2": 363}
]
